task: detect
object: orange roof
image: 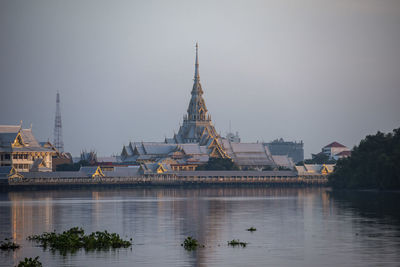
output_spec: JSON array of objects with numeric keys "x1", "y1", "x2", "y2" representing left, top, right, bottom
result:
[{"x1": 324, "y1": 142, "x2": 346, "y2": 148}]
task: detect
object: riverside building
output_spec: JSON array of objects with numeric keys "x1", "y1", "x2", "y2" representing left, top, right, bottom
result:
[
  {"x1": 266, "y1": 138, "x2": 304, "y2": 163},
  {"x1": 0, "y1": 124, "x2": 55, "y2": 172}
]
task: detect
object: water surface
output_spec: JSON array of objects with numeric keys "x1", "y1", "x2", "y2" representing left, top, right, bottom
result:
[{"x1": 0, "y1": 187, "x2": 399, "y2": 266}]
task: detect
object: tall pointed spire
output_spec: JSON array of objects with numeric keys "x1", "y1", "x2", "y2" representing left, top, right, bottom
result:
[
  {"x1": 172, "y1": 43, "x2": 229, "y2": 159},
  {"x1": 175, "y1": 42, "x2": 220, "y2": 144},
  {"x1": 194, "y1": 42, "x2": 200, "y2": 81},
  {"x1": 186, "y1": 43, "x2": 207, "y2": 121}
]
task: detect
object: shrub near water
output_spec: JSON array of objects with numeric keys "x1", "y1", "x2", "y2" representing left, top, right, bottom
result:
[{"x1": 27, "y1": 227, "x2": 132, "y2": 254}]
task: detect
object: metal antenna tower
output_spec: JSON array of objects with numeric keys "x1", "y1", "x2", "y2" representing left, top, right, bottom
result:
[{"x1": 53, "y1": 91, "x2": 64, "y2": 152}]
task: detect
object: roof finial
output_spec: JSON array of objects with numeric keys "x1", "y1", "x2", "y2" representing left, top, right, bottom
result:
[{"x1": 194, "y1": 42, "x2": 200, "y2": 81}]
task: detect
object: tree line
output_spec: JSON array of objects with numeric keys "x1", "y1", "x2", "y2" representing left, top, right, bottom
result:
[{"x1": 329, "y1": 127, "x2": 400, "y2": 190}]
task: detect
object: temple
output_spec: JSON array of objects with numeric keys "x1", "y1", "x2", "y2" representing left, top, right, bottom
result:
[
  {"x1": 164, "y1": 43, "x2": 228, "y2": 158},
  {"x1": 168, "y1": 44, "x2": 217, "y2": 143},
  {"x1": 120, "y1": 44, "x2": 293, "y2": 171}
]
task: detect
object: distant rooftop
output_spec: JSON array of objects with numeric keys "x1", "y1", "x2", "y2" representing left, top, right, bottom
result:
[{"x1": 324, "y1": 142, "x2": 346, "y2": 148}]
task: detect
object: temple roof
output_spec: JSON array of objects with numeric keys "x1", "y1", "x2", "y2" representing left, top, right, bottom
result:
[
  {"x1": 0, "y1": 124, "x2": 53, "y2": 153},
  {"x1": 221, "y1": 139, "x2": 275, "y2": 167},
  {"x1": 174, "y1": 43, "x2": 220, "y2": 147}
]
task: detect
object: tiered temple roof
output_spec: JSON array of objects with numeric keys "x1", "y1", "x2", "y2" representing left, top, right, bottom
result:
[
  {"x1": 0, "y1": 125, "x2": 52, "y2": 153},
  {"x1": 172, "y1": 44, "x2": 224, "y2": 153}
]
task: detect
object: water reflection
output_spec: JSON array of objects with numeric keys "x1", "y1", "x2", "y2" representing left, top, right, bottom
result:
[
  {"x1": 328, "y1": 190, "x2": 400, "y2": 223},
  {"x1": 0, "y1": 187, "x2": 399, "y2": 267},
  {"x1": 329, "y1": 190, "x2": 400, "y2": 265}
]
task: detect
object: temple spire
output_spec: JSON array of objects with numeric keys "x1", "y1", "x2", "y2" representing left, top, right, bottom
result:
[
  {"x1": 194, "y1": 42, "x2": 200, "y2": 81},
  {"x1": 173, "y1": 43, "x2": 226, "y2": 151}
]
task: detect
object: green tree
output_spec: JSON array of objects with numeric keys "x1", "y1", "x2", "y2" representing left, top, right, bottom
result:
[
  {"x1": 196, "y1": 157, "x2": 239, "y2": 171},
  {"x1": 56, "y1": 160, "x2": 90, "y2": 171},
  {"x1": 303, "y1": 153, "x2": 336, "y2": 164},
  {"x1": 329, "y1": 127, "x2": 400, "y2": 190}
]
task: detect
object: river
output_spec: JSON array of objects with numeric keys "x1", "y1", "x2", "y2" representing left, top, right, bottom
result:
[{"x1": 0, "y1": 187, "x2": 399, "y2": 266}]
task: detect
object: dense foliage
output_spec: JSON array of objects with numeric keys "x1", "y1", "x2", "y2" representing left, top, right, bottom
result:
[
  {"x1": 28, "y1": 227, "x2": 132, "y2": 254},
  {"x1": 329, "y1": 128, "x2": 400, "y2": 190},
  {"x1": 296, "y1": 153, "x2": 336, "y2": 165},
  {"x1": 17, "y1": 256, "x2": 42, "y2": 267},
  {"x1": 196, "y1": 157, "x2": 239, "y2": 171}
]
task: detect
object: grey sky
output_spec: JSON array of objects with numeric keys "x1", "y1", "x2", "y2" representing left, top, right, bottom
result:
[{"x1": 0, "y1": 0, "x2": 399, "y2": 157}]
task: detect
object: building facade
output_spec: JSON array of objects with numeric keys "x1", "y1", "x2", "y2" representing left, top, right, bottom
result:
[
  {"x1": 266, "y1": 138, "x2": 304, "y2": 163},
  {"x1": 322, "y1": 142, "x2": 351, "y2": 160},
  {"x1": 0, "y1": 124, "x2": 55, "y2": 172}
]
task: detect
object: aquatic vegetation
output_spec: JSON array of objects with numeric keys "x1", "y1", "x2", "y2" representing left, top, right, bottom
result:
[
  {"x1": 0, "y1": 238, "x2": 20, "y2": 250},
  {"x1": 246, "y1": 227, "x2": 257, "y2": 232},
  {"x1": 17, "y1": 256, "x2": 42, "y2": 267},
  {"x1": 227, "y1": 239, "x2": 248, "y2": 247},
  {"x1": 27, "y1": 227, "x2": 132, "y2": 254},
  {"x1": 181, "y1": 236, "x2": 203, "y2": 251}
]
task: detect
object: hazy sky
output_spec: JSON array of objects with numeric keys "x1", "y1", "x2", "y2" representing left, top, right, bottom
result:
[{"x1": 1, "y1": 0, "x2": 399, "y2": 157}]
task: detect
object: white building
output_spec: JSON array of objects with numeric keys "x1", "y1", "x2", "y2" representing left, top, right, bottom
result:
[
  {"x1": 0, "y1": 124, "x2": 55, "y2": 172},
  {"x1": 322, "y1": 142, "x2": 351, "y2": 160}
]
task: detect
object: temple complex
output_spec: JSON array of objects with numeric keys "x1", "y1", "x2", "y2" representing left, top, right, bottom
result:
[
  {"x1": 121, "y1": 44, "x2": 294, "y2": 171},
  {"x1": 121, "y1": 44, "x2": 229, "y2": 170}
]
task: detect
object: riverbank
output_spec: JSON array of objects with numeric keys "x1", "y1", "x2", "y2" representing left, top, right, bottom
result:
[{"x1": 0, "y1": 170, "x2": 328, "y2": 191}]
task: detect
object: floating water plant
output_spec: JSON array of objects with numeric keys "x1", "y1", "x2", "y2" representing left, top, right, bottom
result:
[
  {"x1": 181, "y1": 236, "x2": 203, "y2": 251},
  {"x1": 17, "y1": 256, "x2": 42, "y2": 267},
  {"x1": 0, "y1": 238, "x2": 20, "y2": 250},
  {"x1": 246, "y1": 227, "x2": 257, "y2": 232},
  {"x1": 227, "y1": 239, "x2": 248, "y2": 247},
  {"x1": 27, "y1": 227, "x2": 132, "y2": 254}
]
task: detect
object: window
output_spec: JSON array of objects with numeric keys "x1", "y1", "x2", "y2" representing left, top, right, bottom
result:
[
  {"x1": 13, "y1": 154, "x2": 18, "y2": 159},
  {"x1": 23, "y1": 154, "x2": 28, "y2": 159},
  {"x1": 18, "y1": 154, "x2": 23, "y2": 159},
  {"x1": 5, "y1": 154, "x2": 10, "y2": 160},
  {"x1": 23, "y1": 164, "x2": 29, "y2": 169}
]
